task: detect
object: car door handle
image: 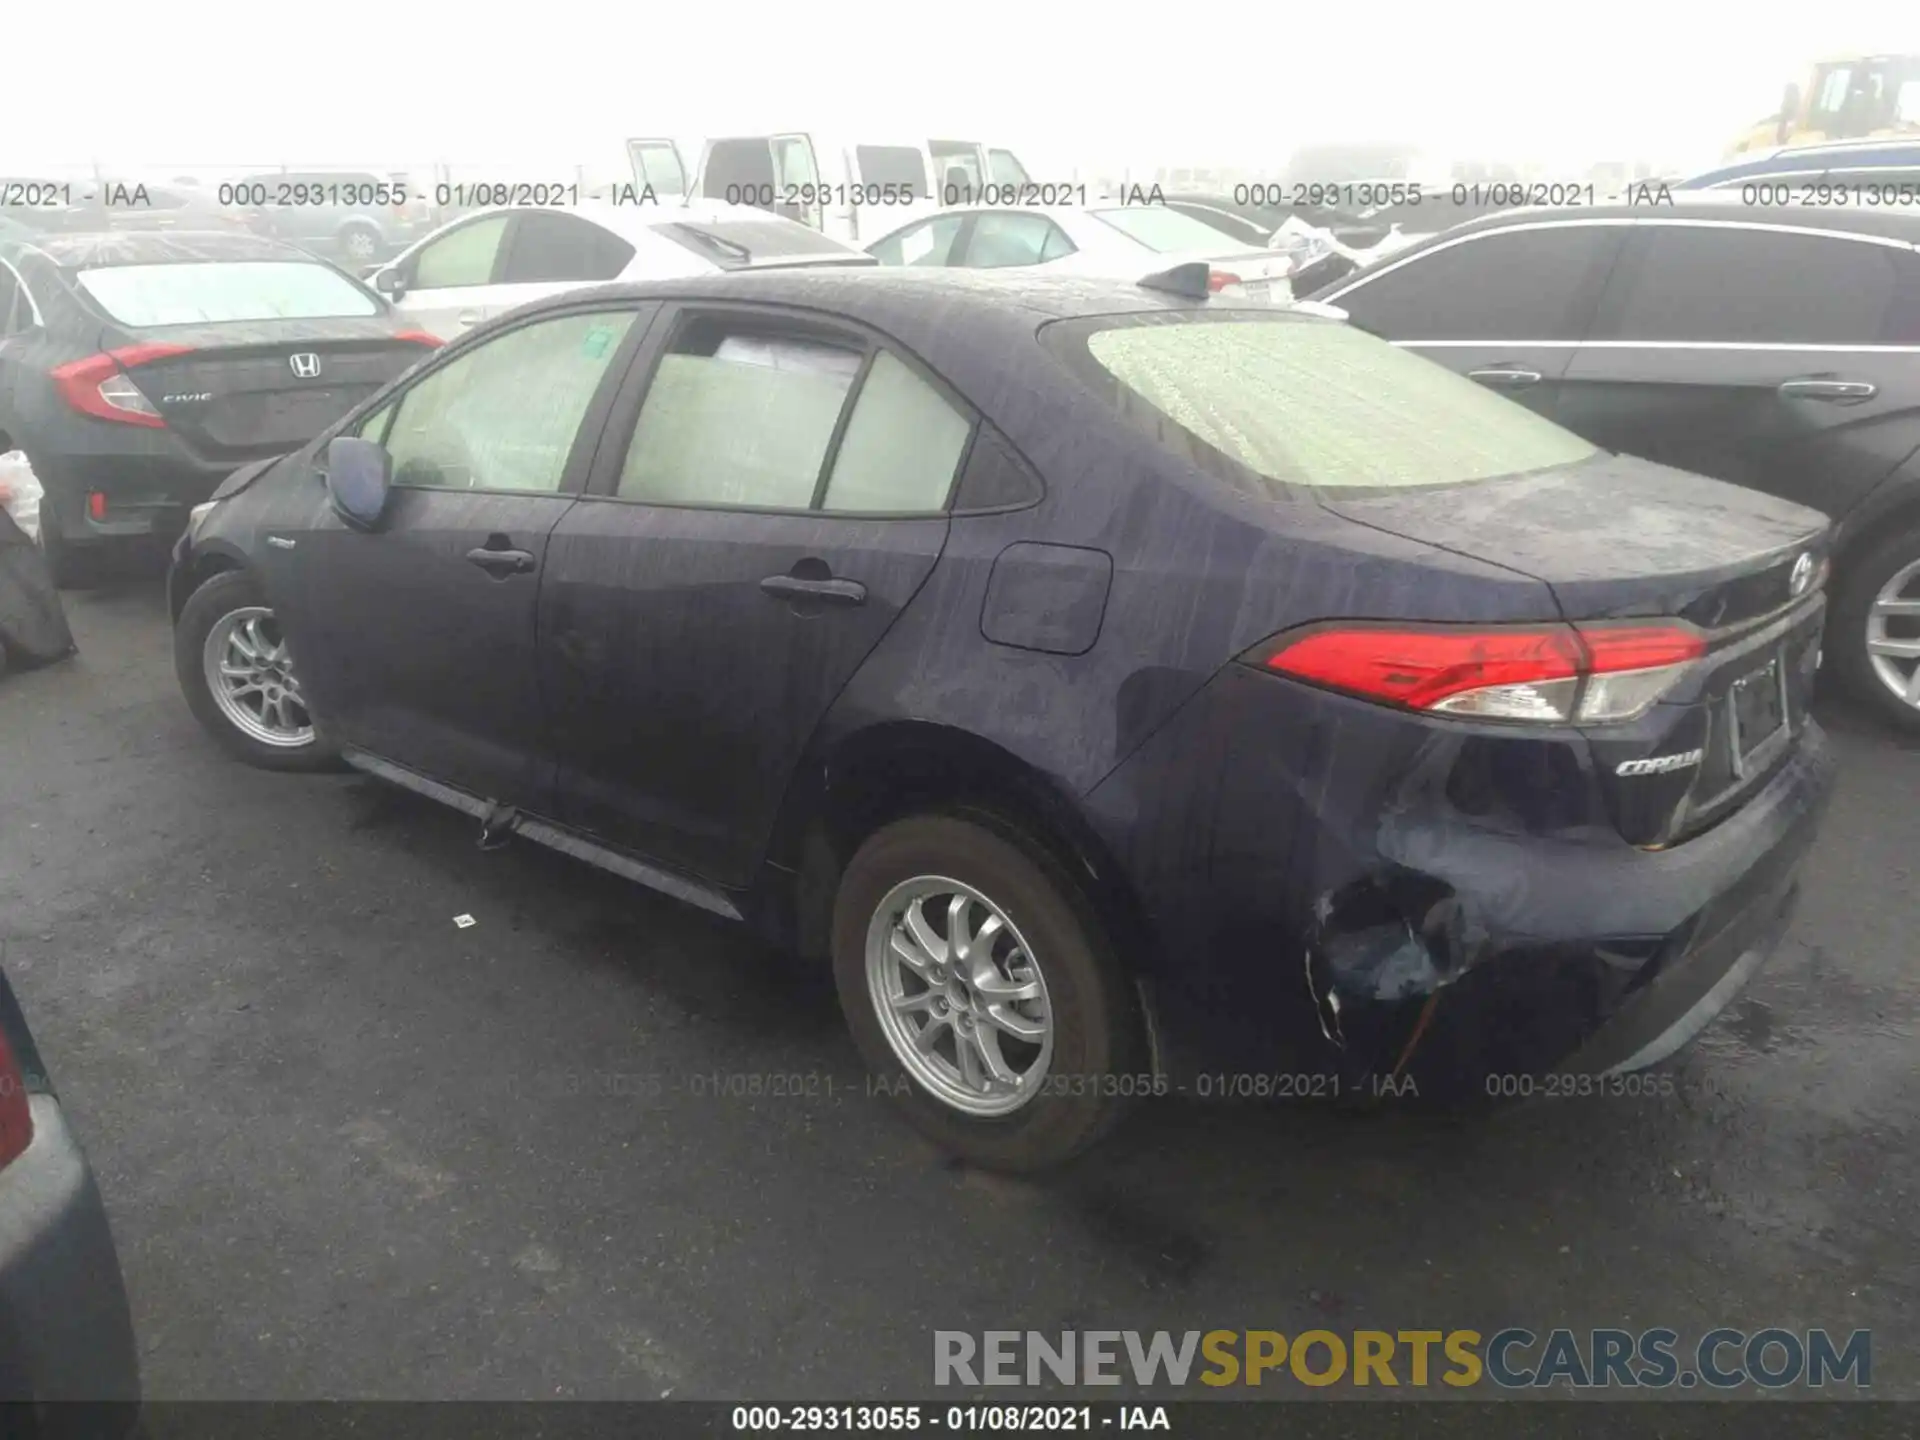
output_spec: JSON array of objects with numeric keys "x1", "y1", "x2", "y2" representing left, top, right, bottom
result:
[
  {"x1": 465, "y1": 546, "x2": 537, "y2": 577},
  {"x1": 759, "y1": 574, "x2": 867, "y2": 605},
  {"x1": 456, "y1": 310, "x2": 482, "y2": 328},
  {"x1": 1778, "y1": 378, "x2": 1876, "y2": 403},
  {"x1": 1467, "y1": 367, "x2": 1544, "y2": 388}
]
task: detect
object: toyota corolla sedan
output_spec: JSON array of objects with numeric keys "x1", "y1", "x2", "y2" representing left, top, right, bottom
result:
[{"x1": 167, "y1": 266, "x2": 1836, "y2": 1171}]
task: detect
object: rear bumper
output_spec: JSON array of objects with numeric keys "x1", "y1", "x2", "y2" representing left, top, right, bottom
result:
[
  {"x1": 0, "y1": 1096, "x2": 140, "y2": 1417},
  {"x1": 34, "y1": 449, "x2": 233, "y2": 551},
  {"x1": 1082, "y1": 664, "x2": 1838, "y2": 1096}
]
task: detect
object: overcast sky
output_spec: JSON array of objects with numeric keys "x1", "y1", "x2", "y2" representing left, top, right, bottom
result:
[{"x1": 7, "y1": 3, "x2": 1914, "y2": 178}]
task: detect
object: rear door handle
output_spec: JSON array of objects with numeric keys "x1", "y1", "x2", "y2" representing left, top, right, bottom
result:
[
  {"x1": 1467, "y1": 367, "x2": 1544, "y2": 389},
  {"x1": 465, "y1": 546, "x2": 537, "y2": 577},
  {"x1": 1778, "y1": 378, "x2": 1876, "y2": 403},
  {"x1": 759, "y1": 574, "x2": 867, "y2": 605}
]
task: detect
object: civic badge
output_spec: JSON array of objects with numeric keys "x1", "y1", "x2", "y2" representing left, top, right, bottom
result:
[{"x1": 1789, "y1": 552, "x2": 1814, "y2": 597}]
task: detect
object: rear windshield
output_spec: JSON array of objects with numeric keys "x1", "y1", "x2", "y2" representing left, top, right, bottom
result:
[
  {"x1": 1054, "y1": 314, "x2": 1597, "y2": 491},
  {"x1": 1089, "y1": 207, "x2": 1248, "y2": 253},
  {"x1": 75, "y1": 260, "x2": 380, "y2": 326},
  {"x1": 653, "y1": 219, "x2": 868, "y2": 267}
]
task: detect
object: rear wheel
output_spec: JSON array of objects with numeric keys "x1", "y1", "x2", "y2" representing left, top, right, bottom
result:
[
  {"x1": 831, "y1": 813, "x2": 1141, "y2": 1171},
  {"x1": 175, "y1": 568, "x2": 341, "y2": 771},
  {"x1": 338, "y1": 222, "x2": 381, "y2": 264},
  {"x1": 1831, "y1": 529, "x2": 1920, "y2": 733}
]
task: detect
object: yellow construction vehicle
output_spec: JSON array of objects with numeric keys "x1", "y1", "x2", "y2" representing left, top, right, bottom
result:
[{"x1": 1730, "y1": 54, "x2": 1920, "y2": 154}]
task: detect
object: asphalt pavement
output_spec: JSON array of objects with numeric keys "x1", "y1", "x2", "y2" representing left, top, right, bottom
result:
[{"x1": 0, "y1": 569, "x2": 1914, "y2": 1400}]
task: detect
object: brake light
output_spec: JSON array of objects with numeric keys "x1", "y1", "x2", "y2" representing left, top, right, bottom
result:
[
  {"x1": 1250, "y1": 620, "x2": 1706, "y2": 724},
  {"x1": 0, "y1": 1030, "x2": 33, "y2": 1171},
  {"x1": 392, "y1": 330, "x2": 443, "y2": 348},
  {"x1": 88, "y1": 491, "x2": 108, "y2": 521},
  {"x1": 1208, "y1": 270, "x2": 1241, "y2": 293},
  {"x1": 52, "y1": 343, "x2": 193, "y2": 428}
]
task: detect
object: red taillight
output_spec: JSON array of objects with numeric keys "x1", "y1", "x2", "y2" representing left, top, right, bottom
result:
[
  {"x1": 392, "y1": 330, "x2": 443, "y2": 348},
  {"x1": 88, "y1": 491, "x2": 108, "y2": 521},
  {"x1": 0, "y1": 1031, "x2": 33, "y2": 1171},
  {"x1": 51, "y1": 343, "x2": 193, "y2": 428},
  {"x1": 1208, "y1": 270, "x2": 1241, "y2": 293},
  {"x1": 1251, "y1": 620, "x2": 1706, "y2": 724}
]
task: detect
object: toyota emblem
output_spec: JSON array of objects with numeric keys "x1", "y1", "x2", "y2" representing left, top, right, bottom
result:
[
  {"x1": 288, "y1": 352, "x2": 322, "y2": 379},
  {"x1": 1789, "y1": 552, "x2": 1815, "y2": 597}
]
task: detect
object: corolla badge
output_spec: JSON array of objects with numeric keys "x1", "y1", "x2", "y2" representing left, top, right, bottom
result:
[
  {"x1": 1789, "y1": 552, "x2": 1814, "y2": 597},
  {"x1": 1617, "y1": 749, "x2": 1706, "y2": 777}
]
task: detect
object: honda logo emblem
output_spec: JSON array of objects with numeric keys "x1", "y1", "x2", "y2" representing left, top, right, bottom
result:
[
  {"x1": 1789, "y1": 552, "x2": 1814, "y2": 597},
  {"x1": 288, "y1": 352, "x2": 322, "y2": 379}
]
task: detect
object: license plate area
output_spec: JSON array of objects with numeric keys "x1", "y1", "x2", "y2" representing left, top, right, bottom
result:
[{"x1": 1727, "y1": 653, "x2": 1788, "y2": 778}]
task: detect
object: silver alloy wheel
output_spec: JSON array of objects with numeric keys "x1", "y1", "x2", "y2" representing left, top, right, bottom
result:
[
  {"x1": 202, "y1": 606, "x2": 314, "y2": 748},
  {"x1": 1866, "y1": 556, "x2": 1920, "y2": 711},
  {"x1": 343, "y1": 227, "x2": 378, "y2": 261},
  {"x1": 864, "y1": 875, "x2": 1055, "y2": 1118}
]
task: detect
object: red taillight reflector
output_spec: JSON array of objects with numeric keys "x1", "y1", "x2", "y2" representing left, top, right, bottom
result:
[
  {"x1": 1208, "y1": 270, "x2": 1241, "y2": 293},
  {"x1": 392, "y1": 330, "x2": 443, "y2": 348},
  {"x1": 0, "y1": 1032, "x2": 33, "y2": 1172},
  {"x1": 88, "y1": 491, "x2": 108, "y2": 521},
  {"x1": 51, "y1": 343, "x2": 193, "y2": 429},
  {"x1": 1252, "y1": 620, "x2": 1706, "y2": 724}
]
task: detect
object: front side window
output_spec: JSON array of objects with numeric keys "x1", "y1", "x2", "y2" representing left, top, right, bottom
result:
[
  {"x1": 628, "y1": 142, "x2": 686, "y2": 196},
  {"x1": 868, "y1": 215, "x2": 966, "y2": 267},
  {"x1": 498, "y1": 212, "x2": 636, "y2": 284},
  {"x1": 1607, "y1": 226, "x2": 1896, "y2": 344},
  {"x1": 854, "y1": 146, "x2": 931, "y2": 198},
  {"x1": 411, "y1": 215, "x2": 510, "y2": 289},
  {"x1": 384, "y1": 310, "x2": 635, "y2": 492},
  {"x1": 1334, "y1": 226, "x2": 1621, "y2": 342},
  {"x1": 1812, "y1": 65, "x2": 1856, "y2": 125},
  {"x1": 988, "y1": 149, "x2": 1031, "y2": 186},
  {"x1": 930, "y1": 142, "x2": 984, "y2": 197},
  {"x1": 1052, "y1": 315, "x2": 1597, "y2": 493},
  {"x1": 75, "y1": 261, "x2": 380, "y2": 327}
]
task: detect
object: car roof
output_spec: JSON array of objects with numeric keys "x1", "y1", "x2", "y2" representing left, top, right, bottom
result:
[
  {"x1": 1429, "y1": 195, "x2": 1920, "y2": 246},
  {"x1": 0, "y1": 229, "x2": 315, "y2": 268},
  {"x1": 451, "y1": 199, "x2": 844, "y2": 241}
]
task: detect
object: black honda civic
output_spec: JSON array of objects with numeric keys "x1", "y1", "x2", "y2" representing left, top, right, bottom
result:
[
  {"x1": 0, "y1": 229, "x2": 440, "y2": 585},
  {"x1": 167, "y1": 266, "x2": 1836, "y2": 1171}
]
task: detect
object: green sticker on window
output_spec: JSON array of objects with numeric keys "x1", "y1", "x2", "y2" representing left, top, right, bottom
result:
[{"x1": 581, "y1": 326, "x2": 615, "y2": 359}]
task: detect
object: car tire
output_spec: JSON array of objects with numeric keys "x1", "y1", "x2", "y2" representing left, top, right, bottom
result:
[
  {"x1": 174, "y1": 568, "x2": 343, "y2": 772},
  {"x1": 831, "y1": 812, "x2": 1142, "y2": 1172},
  {"x1": 1829, "y1": 528, "x2": 1920, "y2": 733}
]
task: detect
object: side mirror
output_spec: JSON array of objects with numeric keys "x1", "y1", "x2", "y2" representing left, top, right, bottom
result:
[
  {"x1": 373, "y1": 266, "x2": 407, "y2": 300},
  {"x1": 324, "y1": 436, "x2": 393, "y2": 531}
]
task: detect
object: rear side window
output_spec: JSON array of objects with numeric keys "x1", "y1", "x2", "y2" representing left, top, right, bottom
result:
[
  {"x1": 821, "y1": 351, "x2": 971, "y2": 513},
  {"x1": 1604, "y1": 225, "x2": 1898, "y2": 344},
  {"x1": 1334, "y1": 225, "x2": 1621, "y2": 341},
  {"x1": 962, "y1": 212, "x2": 1074, "y2": 268},
  {"x1": 620, "y1": 327, "x2": 863, "y2": 509},
  {"x1": 869, "y1": 215, "x2": 966, "y2": 267},
  {"x1": 74, "y1": 260, "x2": 379, "y2": 326},
  {"x1": 499, "y1": 211, "x2": 636, "y2": 283},
  {"x1": 1055, "y1": 316, "x2": 1597, "y2": 492}
]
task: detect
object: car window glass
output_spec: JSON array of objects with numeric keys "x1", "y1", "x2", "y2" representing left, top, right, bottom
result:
[
  {"x1": 1336, "y1": 226, "x2": 1618, "y2": 341},
  {"x1": 773, "y1": 138, "x2": 819, "y2": 189},
  {"x1": 619, "y1": 322, "x2": 861, "y2": 509},
  {"x1": 1611, "y1": 226, "x2": 1896, "y2": 344},
  {"x1": 354, "y1": 400, "x2": 397, "y2": 444},
  {"x1": 412, "y1": 214, "x2": 510, "y2": 289},
  {"x1": 1038, "y1": 222, "x2": 1076, "y2": 262},
  {"x1": 76, "y1": 261, "x2": 379, "y2": 326},
  {"x1": 963, "y1": 212, "x2": 1060, "y2": 269},
  {"x1": 703, "y1": 139, "x2": 776, "y2": 201},
  {"x1": 821, "y1": 352, "x2": 971, "y2": 513},
  {"x1": 854, "y1": 146, "x2": 931, "y2": 198},
  {"x1": 870, "y1": 215, "x2": 965, "y2": 267},
  {"x1": 499, "y1": 212, "x2": 637, "y2": 283},
  {"x1": 385, "y1": 310, "x2": 634, "y2": 492},
  {"x1": 989, "y1": 150, "x2": 1031, "y2": 186},
  {"x1": 628, "y1": 143, "x2": 686, "y2": 195},
  {"x1": 930, "y1": 142, "x2": 983, "y2": 198},
  {"x1": 1899, "y1": 80, "x2": 1920, "y2": 127}
]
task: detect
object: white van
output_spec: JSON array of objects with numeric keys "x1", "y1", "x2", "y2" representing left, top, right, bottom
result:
[{"x1": 615, "y1": 134, "x2": 1039, "y2": 243}]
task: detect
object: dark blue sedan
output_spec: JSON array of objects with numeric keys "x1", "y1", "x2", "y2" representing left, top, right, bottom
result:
[{"x1": 167, "y1": 266, "x2": 1835, "y2": 1170}]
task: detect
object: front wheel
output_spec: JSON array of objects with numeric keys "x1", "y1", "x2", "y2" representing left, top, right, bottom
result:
[
  {"x1": 174, "y1": 568, "x2": 341, "y2": 771},
  {"x1": 1830, "y1": 529, "x2": 1920, "y2": 733},
  {"x1": 831, "y1": 814, "x2": 1142, "y2": 1171}
]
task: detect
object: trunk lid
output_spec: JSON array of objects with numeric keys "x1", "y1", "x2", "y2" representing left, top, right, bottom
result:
[
  {"x1": 115, "y1": 318, "x2": 433, "y2": 463},
  {"x1": 1320, "y1": 453, "x2": 1831, "y2": 845}
]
